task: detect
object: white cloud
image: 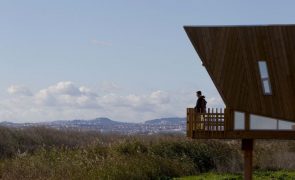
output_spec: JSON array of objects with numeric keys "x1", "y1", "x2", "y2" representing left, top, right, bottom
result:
[
  {"x1": 7, "y1": 85, "x2": 32, "y2": 96},
  {"x1": 34, "y1": 89, "x2": 55, "y2": 106},
  {"x1": 149, "y1": 90, "x2": 170, "y2": 104},
  {"x1": 46, "y1": 81, "x2": 83, "y2": 96},
  {"x1": 206, "y1": 97, "x2": 224, "y2": 108},
  {"x1": 0, "y1": 81, "x2": 224, "y2": 123},
  {"x1": 99, "y1": 81, "x2": 121, "y2": 93},
  {"x1": 34, "y1": 81, "x2": 99, "y2": 108}
]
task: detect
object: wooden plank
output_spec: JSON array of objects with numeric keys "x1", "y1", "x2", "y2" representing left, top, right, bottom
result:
[
  {"x1": 242, "y1": 139, "x2": 254, "y2": 180},
  {"x1": 187, "y1": 108, "x2": 227, "y2": 136},
  {"x1": 191, "y1": 130, "x2": 295, "y2": 139},
  {"x1": 245, "y1": 112, "x2": 250, "y2": 130},
  {"x1": 208, "y1": 108, "x2": 211, "y2": 131},
  {"x1": 184, "y1": 25, "x2": 295, "y2": 122},
  {"x1": 187, "y1": 108, "x2": 191, "y2": 137}
]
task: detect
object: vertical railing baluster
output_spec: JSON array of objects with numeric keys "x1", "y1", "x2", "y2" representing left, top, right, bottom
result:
[
  {"x1": 217, "y1": 108, "x2": 219, "y2": 131},
  {"x1": 192, "y1": 108, "x2": 197, "y2": 135},
  {"x1": 216, "y1": 108, "x2": 218, "y2": 132},
  {"x1": 221, "y1": 108, "x2": 223, "y2": 133},
  {"x1": 221, "y1": 108, "x2": 223, "y2": 132},
  {"x1": 187, "y1": 108, "x2": 193, "y2": 138},
  {"x1": 186, "y1": 107, "x2": 227, "y2": 139},
  {"x1": 208, "y1": 108, "x2": 211, "y2": 134}
]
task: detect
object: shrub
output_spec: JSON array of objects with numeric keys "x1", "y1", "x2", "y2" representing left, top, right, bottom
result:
[
  {"x1": 150, "y1": 140, "x2": 242, "y2": 173},
  {"x1": 0, "y1": 127, "x2": 294, "y2": 179}
]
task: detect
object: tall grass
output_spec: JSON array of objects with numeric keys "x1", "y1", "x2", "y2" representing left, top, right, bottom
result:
[{"x1": 0, "y1": 126, "x2": 294, "y2": 179}]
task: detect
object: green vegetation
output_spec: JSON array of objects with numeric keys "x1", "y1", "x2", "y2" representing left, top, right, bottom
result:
[
  {"x1": 0, "y1": 126, "x2": 294, "y2": 179},
  {"x1": 176, "y1": 172, "x2": 242, "y2": 180},
  {"x1": 177, "y1": 171, "x2": 295, "y2": 180}
]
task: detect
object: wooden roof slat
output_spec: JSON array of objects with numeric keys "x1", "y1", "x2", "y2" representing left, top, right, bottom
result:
[{"x1": 184, "y1": 25, "x2": 295, "y2": 122}]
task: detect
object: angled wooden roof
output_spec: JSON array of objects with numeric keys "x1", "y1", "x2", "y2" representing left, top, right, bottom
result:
[{"x1": 184, "y1": 25, "x2": 295, "y2": 122}]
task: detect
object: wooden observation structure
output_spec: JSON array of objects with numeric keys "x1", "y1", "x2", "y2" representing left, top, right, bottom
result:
[{"x1": 184, "y1": 25, "x2": 295, "y2": 180}]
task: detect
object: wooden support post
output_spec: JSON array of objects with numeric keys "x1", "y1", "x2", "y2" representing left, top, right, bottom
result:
[
  {"x1": 245, "y1": 112, "x2": 250, "y2": 130},
  {"x1": 187, "y1": 108, "x2": 191, "y2": 137},
  {"x1": 224, "y1": 108, "x2": 228, "y2": 131},
  {"x1": 242, "y1": 139, "x2": 254, "y2": 180}
]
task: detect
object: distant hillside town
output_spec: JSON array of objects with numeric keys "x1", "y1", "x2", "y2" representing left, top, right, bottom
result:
[{"x1": 0, "y1": 117, "x2": 186, "y2": 135}]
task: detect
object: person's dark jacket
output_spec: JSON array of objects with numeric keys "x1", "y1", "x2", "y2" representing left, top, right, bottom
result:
[{"x1": 194, "y1": 96, "x2": 207, "y2": 113}]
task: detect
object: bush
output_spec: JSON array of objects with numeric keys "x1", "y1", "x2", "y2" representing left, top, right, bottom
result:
[
  {"x1": 150, "y1": 140, "x2": 242, "y2": 173},
  {"x1": 0, "y1": 126, "x2": 101, "y2": 159},
  {"x1": 0, "y1": 127, "x2": 294, "y2": 179}
]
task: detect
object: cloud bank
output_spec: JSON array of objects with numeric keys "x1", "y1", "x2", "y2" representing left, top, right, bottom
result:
[
  {"x1": 7, "y1": 85, "x2": 32, "y2": 96},
  {"x1": 1, "y1": 81, "x2": 224, "y2": 123}
]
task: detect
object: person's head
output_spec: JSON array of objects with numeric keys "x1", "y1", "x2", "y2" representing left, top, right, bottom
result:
[{"x1": 196, "y1": 91, "x2": 202, "y2": 98}]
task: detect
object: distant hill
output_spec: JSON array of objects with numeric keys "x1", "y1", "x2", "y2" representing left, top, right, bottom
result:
[
  {"x1": 145, "y1": 117, "x2": 186, "y2": 125},
  {"x1": 0, "y1": 117, "x2": 186, "y2": 135},
  {"x1": 51, "y1": 117, "x2": 123, "y2": 126},
  {"x1": 91, "y1": 117, "x2": 123, "y2": 125}
]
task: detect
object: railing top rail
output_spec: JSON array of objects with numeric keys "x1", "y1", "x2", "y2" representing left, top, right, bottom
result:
[
  {"x1": 187, "y1": 107, "x2": 226, "y2": 115},
  {"x1": 187, "y1": 107, "x2": 226, "y2": 110}
]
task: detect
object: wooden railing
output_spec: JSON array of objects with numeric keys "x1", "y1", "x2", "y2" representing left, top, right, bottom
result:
[{"x1": 187, "y1": 108, "x2": 228, "y2": 138}]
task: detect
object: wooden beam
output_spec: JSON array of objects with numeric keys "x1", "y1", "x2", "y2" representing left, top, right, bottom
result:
[
  {"x1": 184, "y1": 25, "x2": 295, "y2": 122},
  {"x1": 190, "y1": 130, "x2": 295, "y2": 139},
  {"x1": 242, "y1": 139, "x2": 254, "y2": 180},
  {"x1": 245, "y1": 112, "x2": 250, "y2": 130}
]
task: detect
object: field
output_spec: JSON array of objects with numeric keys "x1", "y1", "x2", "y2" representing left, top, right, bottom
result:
[
  {"x1": 0, "y1": 126, "x2": 295, "y2": 179},
  {"x1": 177, "y1": 171, "x2": 295, "y2": 180}
]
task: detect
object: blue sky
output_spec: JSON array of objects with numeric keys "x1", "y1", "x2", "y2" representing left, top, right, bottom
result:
[{"x1": 0, "y1": 0, "x2": 294, "y2": 122}]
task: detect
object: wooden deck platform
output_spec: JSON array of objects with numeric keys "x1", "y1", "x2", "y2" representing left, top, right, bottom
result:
[
  {"x1": 191, "y1": 130, "x2": 295, "y2": 139},
  {"x1": 187, "y1": 108, "x2": 295, "y2": 139}
]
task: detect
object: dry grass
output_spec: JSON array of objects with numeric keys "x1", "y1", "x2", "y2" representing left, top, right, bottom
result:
[{"x1": 0, "y1": 126, "x2": 294, "y2": 179}]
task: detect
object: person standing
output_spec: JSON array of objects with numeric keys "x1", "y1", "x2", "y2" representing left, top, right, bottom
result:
[{"x1": 194, "y1": 91, "x2": 207, "y2": 113}]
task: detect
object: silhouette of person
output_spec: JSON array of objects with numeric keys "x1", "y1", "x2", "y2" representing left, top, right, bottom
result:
[{"x1": 194, "y1": 91, "x2": 207, "y2": 113}]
